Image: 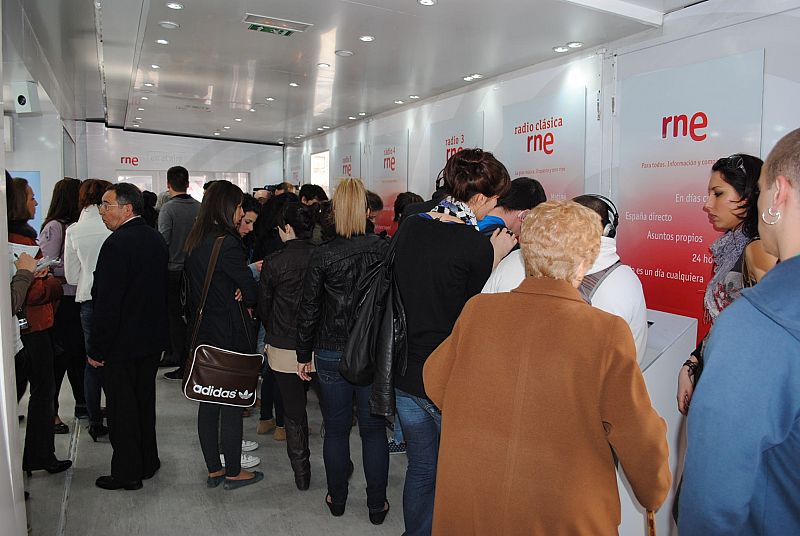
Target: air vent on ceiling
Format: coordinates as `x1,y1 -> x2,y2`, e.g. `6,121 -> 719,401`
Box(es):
243,13 -> 313,37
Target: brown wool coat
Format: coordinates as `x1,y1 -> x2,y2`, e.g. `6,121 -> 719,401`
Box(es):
423,277 -> 671,536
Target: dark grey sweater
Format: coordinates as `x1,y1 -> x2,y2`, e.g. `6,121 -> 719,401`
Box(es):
157,194 -> 200,271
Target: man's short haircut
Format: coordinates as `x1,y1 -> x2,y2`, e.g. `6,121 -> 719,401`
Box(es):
108,183 -> 144,215
298,183 -> 328,203
520,200 -> 601,281
167,166 -> 190,192
764,127 -> 800,189
496,177 -> 547,211
366,190 -> 383,212
276,181 -> 296,193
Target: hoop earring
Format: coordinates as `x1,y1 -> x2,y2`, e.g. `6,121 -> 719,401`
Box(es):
761,207 -> 781,226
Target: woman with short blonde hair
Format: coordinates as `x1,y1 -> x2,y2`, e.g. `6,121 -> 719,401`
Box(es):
423,200 -> 671,534
296,178 -> 391,524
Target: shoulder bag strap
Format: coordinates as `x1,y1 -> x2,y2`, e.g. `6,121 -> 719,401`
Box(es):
188,236 -> 226,351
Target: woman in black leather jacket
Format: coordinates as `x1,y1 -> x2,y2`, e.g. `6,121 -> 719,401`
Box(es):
295,178 -> 391,524
257,200 -> 317,490
184,181 -> 261,490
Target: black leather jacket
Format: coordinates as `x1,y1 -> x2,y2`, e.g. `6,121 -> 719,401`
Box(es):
257,239 -> 316,350
296,234 -> 390,362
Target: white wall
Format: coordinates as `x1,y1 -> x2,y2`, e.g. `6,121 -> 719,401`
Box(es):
85,123 -> 284,193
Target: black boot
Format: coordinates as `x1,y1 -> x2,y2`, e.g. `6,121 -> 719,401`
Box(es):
284,415 -> 311,490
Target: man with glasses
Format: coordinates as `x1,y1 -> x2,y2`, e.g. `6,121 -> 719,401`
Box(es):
90,183 -> 169,490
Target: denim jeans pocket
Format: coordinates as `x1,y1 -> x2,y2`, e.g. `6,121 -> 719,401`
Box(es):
314,355 -> 341,385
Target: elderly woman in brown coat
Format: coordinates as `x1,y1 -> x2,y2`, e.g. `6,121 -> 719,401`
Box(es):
423,200 -> 671,535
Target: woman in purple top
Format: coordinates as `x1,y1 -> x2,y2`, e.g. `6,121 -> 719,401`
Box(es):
39,177 -> 85,432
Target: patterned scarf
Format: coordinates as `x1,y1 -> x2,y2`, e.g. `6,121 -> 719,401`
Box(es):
704,228 -> 749,321
431,196 -> 479,230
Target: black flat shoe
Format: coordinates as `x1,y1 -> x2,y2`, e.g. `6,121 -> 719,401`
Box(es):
142,459 -> 161,480
88,424 -> 108,442
24,458 -> 72,476
369,501 -> 390,525
325,494 -> 346,517
95,475 -> 143,491
54,422 -> 69,434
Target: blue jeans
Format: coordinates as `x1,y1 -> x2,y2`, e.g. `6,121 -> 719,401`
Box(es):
315,350 -> 388,511
80,301 -> 104,427
395,388 -> 442,536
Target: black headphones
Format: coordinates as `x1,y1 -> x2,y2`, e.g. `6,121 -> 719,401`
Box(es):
587,194 -> 619,238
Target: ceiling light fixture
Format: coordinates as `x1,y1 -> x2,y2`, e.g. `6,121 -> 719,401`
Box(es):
150,64 -> 160,69
418,0 -> 436,5
135,117 -> 142,120
213,132 -> 220,136
223,126 -> 231,130
409,95 -> 420,99
394,100 -> 404,104
294,135 -> 303,139
137,107 -> 145,111
140,96 -> 149,100
158,20 -> 180,29
335,49 -> 354,57
359,35 -> 375,42
317,62 -> 331,68
166,2 -> 183,9
567,41 -> 583,48
553,46 -> 569,53
471,73 -> 484,79
348,116 -> 357,120
249,108 -> 256,112
144,82 -> 154,87
463,76 -> 474,81
265,97 -> 275,102
278,141 -> 284,145
234,118 -> 243,122
289,82 -> 299,87
321,126 -> 329,129
358,112 -> 366,116
317,127 -> 324,131
156,39 -> 169,45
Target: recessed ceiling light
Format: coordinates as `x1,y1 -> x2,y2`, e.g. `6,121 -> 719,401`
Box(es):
348,116 -> 357,120
265,97 -> 275,102
471,73 -> 484,79
294,135 -> 302,139
358,112 -> 366,116
278,141 -> 284,145
223,126 -> 231,130
144,82 -> 154,87
132,124 -> 141,127
150,64 -> 160,69
394,100 -> 404,104
140,96 -> 149,100
135,117 -> 142,120
249,108 -> 256,112
234,118 -> 243,122
317,127 -> 324,131
409,95 -> 420,99
166,2 -> 183,9
553,46 -> 569,53
359,35 -> 375,42
335,49 -> 354,57
418,0 -> 436,5
289,82 -> 299,87
137,107 -> 145,111
463,76 -> 474,81
317,62 -> 331,68
567,41 -> 583,48
159,20 -> 180,29
321,125 -> 330,129
156,39 -> 169,45
213,132 -> 220,136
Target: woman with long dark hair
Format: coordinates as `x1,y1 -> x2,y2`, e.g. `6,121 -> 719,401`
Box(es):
8,177 -> 71,476
296,178 -> 391,523
64,179 -> 112,440
40,177 -> 85,433
184,180 -> 261,490
258,199 -> 317,490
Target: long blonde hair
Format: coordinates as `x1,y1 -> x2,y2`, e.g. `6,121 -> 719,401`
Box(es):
332,178 -> 368,238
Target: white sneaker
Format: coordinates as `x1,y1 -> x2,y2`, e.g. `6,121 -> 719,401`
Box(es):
219,453 -> 261,469
241,440 -> 259,452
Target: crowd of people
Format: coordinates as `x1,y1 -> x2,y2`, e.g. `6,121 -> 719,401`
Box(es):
7,128 -> 800,534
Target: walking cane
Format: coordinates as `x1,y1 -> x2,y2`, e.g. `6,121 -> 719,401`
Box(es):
646,510 -> 656,536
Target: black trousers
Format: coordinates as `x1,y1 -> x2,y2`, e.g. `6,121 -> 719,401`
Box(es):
17,330 -> 56,469
198,403 -> 243,477
166,271 -> 188,366
51,295 -> 86,415
273,371 -> 309,423
103,353 -> 160,482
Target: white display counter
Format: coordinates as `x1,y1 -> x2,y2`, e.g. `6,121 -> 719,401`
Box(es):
618,309 -> 697,536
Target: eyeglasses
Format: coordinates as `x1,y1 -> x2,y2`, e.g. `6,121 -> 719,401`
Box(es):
100,201 -> 127,210
727,155 -> 747,177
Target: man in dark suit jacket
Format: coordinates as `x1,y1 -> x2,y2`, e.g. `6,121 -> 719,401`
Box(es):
90,183 -> 169,490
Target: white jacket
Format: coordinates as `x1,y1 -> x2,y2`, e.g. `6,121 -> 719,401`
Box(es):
482,237 -> 649,363
64,206 -> 112,303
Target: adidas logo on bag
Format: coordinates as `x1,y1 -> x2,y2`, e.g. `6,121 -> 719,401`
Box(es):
238,390 -> 252,399
192,384 -> 238,399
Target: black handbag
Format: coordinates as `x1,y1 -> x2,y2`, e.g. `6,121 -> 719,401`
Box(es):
182,236 -> 263,408
339,230 -> 407,416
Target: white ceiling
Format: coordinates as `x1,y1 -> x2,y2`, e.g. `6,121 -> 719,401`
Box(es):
9,0 -> 706,145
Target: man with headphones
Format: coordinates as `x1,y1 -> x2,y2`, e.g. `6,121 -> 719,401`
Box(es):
482,193 -> 648,363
